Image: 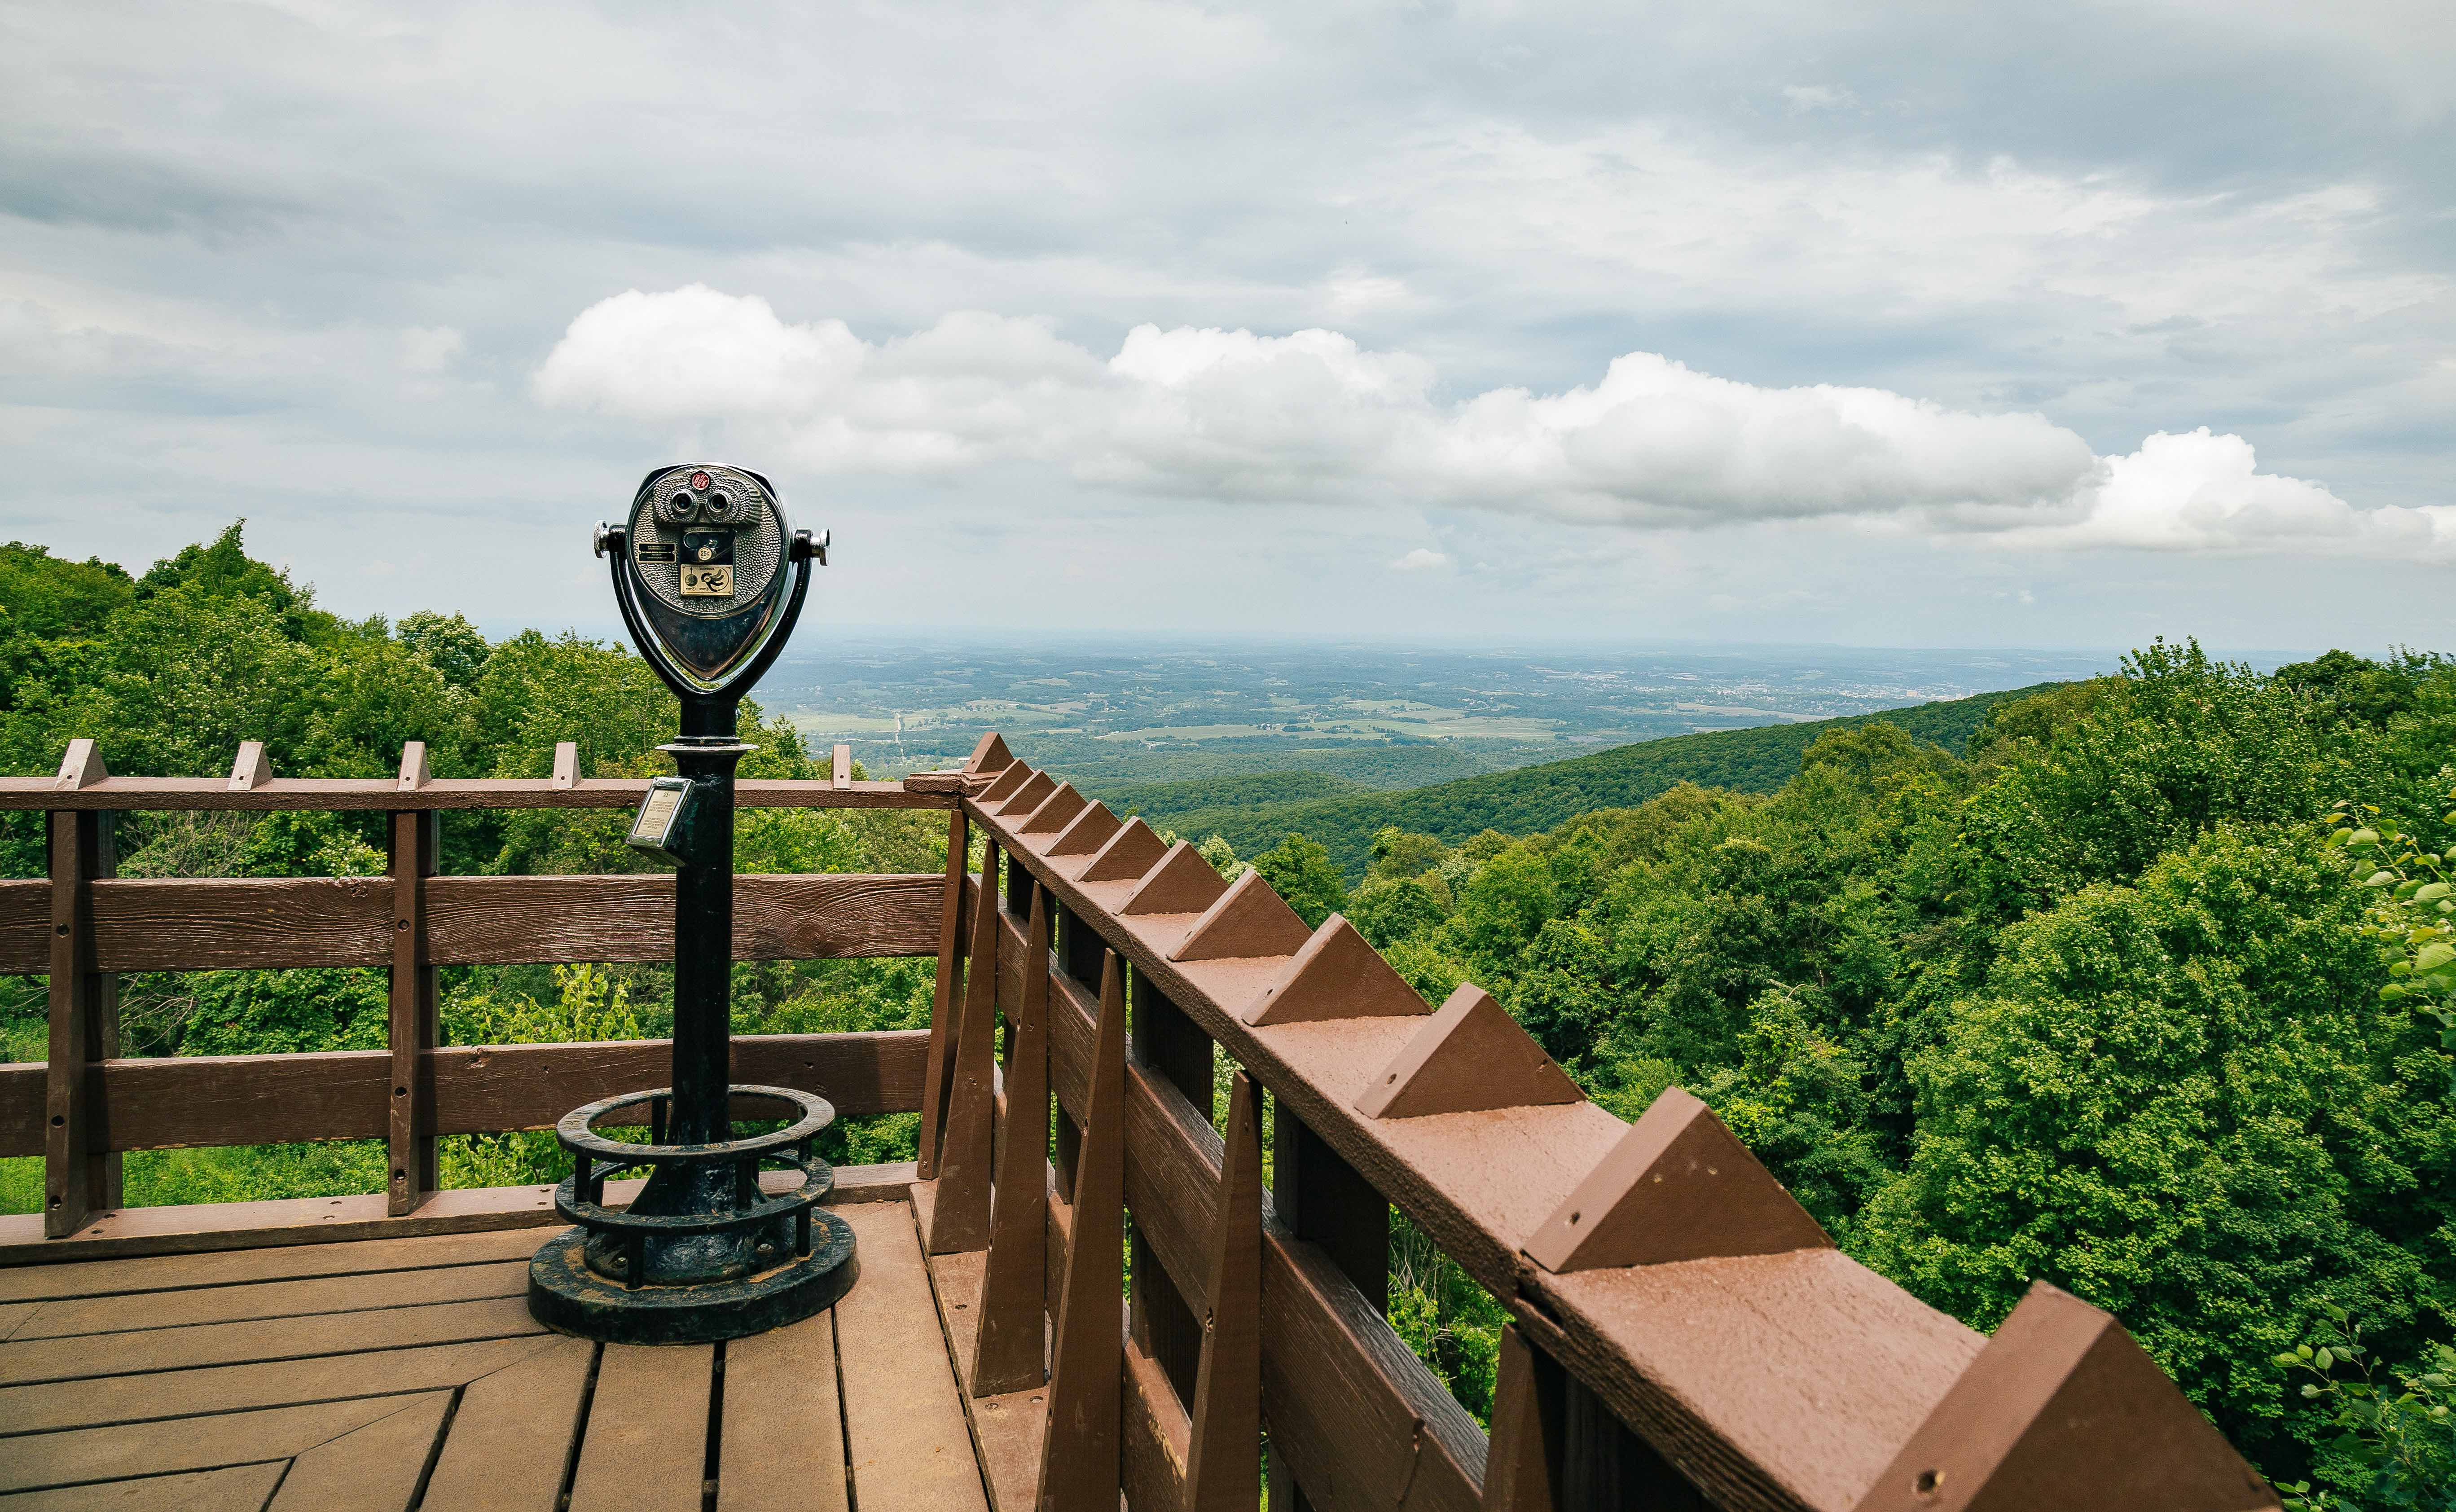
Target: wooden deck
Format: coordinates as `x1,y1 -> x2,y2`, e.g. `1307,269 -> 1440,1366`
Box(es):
0,1198 -> 1003,1512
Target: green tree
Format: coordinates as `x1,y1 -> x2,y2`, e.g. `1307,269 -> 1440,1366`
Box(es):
1345,874 -> 1447,947
1252,832 -> 1345,928
1367,826 -> 1448,882
1958,640 -> 2380,925
135,521 -> 358,646
1855,825 -> 2442,1465
397,610 -> 492,690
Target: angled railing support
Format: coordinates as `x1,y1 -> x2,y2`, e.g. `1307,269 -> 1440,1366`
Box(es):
928,835 -> 1002,1255
974,882 -> 1051,1395
1037,951 -> 1126,1509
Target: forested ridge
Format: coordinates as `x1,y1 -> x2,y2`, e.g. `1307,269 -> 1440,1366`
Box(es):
1120,682 -> 2062,877
4,527 -> 2452,1503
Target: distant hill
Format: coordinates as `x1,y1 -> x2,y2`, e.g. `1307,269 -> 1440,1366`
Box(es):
1154,682 -> 2068,876
1090,769 -> 1371,826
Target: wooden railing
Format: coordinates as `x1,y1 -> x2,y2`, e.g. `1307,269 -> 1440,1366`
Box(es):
919,734 -> 2283,1512
0,737 -> 959,1235
0,730 -> 2285,1511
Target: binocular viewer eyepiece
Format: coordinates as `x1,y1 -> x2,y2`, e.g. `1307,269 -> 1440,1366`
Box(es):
594,463 -> 826,703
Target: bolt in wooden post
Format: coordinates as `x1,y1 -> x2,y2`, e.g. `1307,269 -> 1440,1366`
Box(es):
387,774 -> 439,1217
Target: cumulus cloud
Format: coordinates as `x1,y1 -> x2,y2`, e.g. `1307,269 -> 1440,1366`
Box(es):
2014,429 -> 2456,558
537,286 -> 2449,558
1391,548 -> 1450,571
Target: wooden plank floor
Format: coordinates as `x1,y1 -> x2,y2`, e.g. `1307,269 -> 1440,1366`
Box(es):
0,1202 -> 995,1512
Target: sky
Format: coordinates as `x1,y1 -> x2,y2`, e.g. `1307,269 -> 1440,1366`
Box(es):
2,0 -> 2451,653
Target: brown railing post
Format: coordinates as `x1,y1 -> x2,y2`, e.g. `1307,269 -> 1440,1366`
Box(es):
1130,975 -> 1211,1404
44,795 -> 118,1236
1038,949 -> 1127,1509
928,834 -> 1001,1255
972,879 -> 1050,1394
1483,1324 -> 1567,1512
918,806 -> 969,1179
387,744 -> 439,1215
1183,1068 -> 1262,1512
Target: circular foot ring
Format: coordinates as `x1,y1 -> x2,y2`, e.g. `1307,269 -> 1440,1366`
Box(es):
527,1215 -> 858,1345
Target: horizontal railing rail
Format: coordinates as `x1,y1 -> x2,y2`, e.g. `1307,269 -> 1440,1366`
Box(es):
0,1032 -> 927,1157
0,872 -> 942,972
916,734 -> 2279,1512
0,737 -> 961,813
8,737 -> 968,1237
0,775 -> 951,813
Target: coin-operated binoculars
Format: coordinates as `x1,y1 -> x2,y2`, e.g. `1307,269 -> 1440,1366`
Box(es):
527,465 -> 851,1344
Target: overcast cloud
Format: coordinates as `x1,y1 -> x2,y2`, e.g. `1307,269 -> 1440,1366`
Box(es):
1,1 -> 2450,650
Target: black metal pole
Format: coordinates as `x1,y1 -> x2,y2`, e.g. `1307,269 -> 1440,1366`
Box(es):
668,696 -> 740,1145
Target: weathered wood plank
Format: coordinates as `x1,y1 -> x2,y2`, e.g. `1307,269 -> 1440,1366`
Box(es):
89,1049 -> 390,1149
0,1295 -> 542,1386
1125,1340 -> 1191,1512
834,1203 -> 990,1512
0,1164 -> 914,1266
419,1336 -> 596,1512
921,1242 -> 1042,1512
428,872 -> 944,964
268,1391 -> 453,1512
0,775 -> 953,813
0,1032 -> 927,1158
0,1462 -> 285,1511
0,880 -> 48,976
14,872 -> 943,973
568,1343 -> 714,1512
966,1381 -> 1048,1512
9,1259 -> 527,1340
0,1063 -> 37,1159
720,1314 -> 849,1512
0,1335 -> 559,1437
88,876 -> 392,971
430,1029 -> 931,1138
0,1221 -> 545,1301
0,1392 -> 440,1493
